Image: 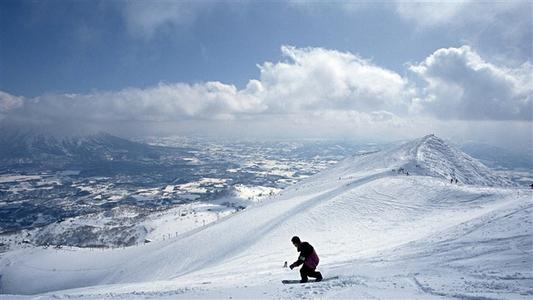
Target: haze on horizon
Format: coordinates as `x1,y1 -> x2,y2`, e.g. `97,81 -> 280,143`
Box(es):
0,0 -> 531,153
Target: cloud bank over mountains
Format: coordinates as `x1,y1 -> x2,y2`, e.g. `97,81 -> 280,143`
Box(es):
1,43 -> 531,152
3,44 -> 530,125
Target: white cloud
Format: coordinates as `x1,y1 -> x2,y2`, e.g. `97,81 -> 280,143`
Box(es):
7,46 -> 413,126
0,91 -> 23,111
410,45 -> 532,121
257,45 -> 414,114
0,91 -> 24,121
16,81 -> 264,124
3,45 -> 531,149
6,45 -> 532,124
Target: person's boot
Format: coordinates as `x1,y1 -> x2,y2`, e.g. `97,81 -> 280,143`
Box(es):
315,272 -> 323,282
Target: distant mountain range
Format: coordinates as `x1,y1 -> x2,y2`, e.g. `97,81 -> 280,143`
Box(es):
0,130 -> 186,173
1,128 -> 528,175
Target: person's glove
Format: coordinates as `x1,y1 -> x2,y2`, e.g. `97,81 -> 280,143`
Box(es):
289,263 -> 295,270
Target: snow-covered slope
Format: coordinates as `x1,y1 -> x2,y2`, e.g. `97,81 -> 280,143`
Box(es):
328,134 -> 513,186
0,135 -> 530,299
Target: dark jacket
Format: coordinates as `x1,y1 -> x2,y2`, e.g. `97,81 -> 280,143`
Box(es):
291,241 -> 320,269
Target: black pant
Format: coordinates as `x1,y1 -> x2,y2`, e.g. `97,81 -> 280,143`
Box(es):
300,265 -> 321,282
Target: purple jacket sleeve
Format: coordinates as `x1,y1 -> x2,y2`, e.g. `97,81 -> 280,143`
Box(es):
291,242 -> 314,268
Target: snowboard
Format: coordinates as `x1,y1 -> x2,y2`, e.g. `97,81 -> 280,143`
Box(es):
282,276 -> 338,284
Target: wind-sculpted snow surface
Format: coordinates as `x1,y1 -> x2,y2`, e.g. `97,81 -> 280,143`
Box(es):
413,135 -> 513,186
330,134 -> 513,186
0,135 -> 530,299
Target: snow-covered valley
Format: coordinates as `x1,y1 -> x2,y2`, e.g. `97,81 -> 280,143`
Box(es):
0,135 -> 531,299
0,134 -> 357,250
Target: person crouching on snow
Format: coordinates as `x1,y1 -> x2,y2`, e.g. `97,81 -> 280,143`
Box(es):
289,236 -> 323,283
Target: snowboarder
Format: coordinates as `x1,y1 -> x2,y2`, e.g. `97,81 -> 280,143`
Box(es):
289,236 -> 322,283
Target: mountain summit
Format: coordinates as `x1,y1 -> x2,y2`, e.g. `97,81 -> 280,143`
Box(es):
334,134 -> 512,187
408,134 -> 512,186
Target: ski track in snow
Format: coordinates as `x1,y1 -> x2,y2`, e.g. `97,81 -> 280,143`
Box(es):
0,135 -> 532,299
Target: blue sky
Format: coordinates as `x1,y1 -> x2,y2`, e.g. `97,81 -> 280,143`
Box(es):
2,0 -> 517,97
0,1 -> 531,150
4,2 -> 414,96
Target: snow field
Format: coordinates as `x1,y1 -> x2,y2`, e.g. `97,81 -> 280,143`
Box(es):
0,135 -> 530,299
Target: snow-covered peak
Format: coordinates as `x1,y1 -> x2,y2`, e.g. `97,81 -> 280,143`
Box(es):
334,134 -> 512,187
410,134 -> 512,186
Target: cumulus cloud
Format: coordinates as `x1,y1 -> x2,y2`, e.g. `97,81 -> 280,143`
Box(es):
2,45 -> 531,148
0,91 -> 23,111
5,46 -> 413,127
12,81 -> 265,124
0,91 -> 24,121
257,46 -> 414,114
410,45 -> 532,121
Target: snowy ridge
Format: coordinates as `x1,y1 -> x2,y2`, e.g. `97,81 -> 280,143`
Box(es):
327,134 -> 512,187
0,135 -> 530,299
412,134 -> 513,186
